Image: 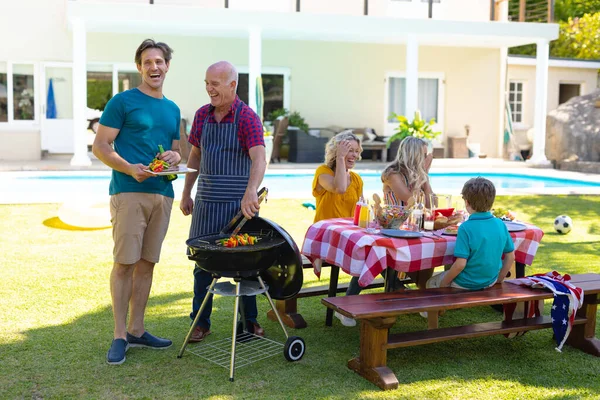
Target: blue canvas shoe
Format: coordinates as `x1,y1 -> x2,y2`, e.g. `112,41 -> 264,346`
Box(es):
126,331 -> 172,349
106,338 -> 129,365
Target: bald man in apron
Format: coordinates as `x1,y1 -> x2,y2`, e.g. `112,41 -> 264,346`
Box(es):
181,61 -> 267,343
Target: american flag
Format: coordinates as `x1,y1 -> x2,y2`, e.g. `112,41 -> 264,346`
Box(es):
506,271 -> 584,352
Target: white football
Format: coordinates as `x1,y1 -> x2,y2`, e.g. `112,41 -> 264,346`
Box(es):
554,215 -> 572,235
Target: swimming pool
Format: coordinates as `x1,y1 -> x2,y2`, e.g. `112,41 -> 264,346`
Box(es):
2,170 -> 600,204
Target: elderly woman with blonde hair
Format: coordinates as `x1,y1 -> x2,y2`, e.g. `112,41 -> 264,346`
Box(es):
312,131 -> 364,223
312,131 -> 364,326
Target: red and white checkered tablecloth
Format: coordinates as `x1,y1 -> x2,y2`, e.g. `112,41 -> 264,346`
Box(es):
301,218 -> 545,288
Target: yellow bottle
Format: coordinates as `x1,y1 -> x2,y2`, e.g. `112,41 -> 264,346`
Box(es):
359,204 -> 370,228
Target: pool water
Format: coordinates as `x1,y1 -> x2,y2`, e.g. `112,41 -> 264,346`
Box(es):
2,171 -> 600,204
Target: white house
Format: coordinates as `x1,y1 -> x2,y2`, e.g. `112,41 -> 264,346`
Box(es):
506,55 -> 600,157
0,0 -> 566,164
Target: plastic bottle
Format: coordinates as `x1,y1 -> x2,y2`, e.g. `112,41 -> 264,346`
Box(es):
359,201 -> 370,228
353,197 -> 363,226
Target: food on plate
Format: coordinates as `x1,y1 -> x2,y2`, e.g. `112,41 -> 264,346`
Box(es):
433,211 -> 464,230
149,158 -> 169,172
148,144 -> 178,181
492,207 -> 516,221
434,214 -> 448,224
216,233 -> 261,248
444,225 -> 459,235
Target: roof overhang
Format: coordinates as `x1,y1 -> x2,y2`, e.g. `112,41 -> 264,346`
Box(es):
508,55 -> 600,69
67,1 -> 559,48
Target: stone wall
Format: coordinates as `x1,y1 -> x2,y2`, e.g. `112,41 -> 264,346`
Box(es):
546,89 -> 600,164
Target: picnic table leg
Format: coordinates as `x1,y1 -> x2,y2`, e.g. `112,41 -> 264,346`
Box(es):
348,317 -> 398,390
515,262 -> 526,278
492,261 -> 527,312
325,266 -> 340,327
566,294 -> 600,356
267,298 -> 308,329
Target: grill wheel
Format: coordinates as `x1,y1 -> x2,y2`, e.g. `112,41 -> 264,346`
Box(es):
284,336 -> 305,362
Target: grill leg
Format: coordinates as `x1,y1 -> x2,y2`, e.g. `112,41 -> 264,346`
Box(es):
229,281 -> 241,382
257,276 -> 289,339
178,277 -> 218,358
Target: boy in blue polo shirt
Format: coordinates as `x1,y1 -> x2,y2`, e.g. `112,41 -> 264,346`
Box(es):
427,177 -> 515,290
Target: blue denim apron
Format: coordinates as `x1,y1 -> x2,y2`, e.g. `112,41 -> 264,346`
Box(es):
188,102 -> 257,328
189,102 -> 250,238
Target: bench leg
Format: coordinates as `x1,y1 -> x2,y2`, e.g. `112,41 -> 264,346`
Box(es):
325,266 -> 340,327
348,317 -> 398,390
567,294 -> 600,356
267,298 -> 308,329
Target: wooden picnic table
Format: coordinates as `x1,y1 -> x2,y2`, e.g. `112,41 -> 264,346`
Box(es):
279,218 -> 544,327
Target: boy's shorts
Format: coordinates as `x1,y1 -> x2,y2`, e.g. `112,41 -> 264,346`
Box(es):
426,271 -> 468,289
110,192 -> 173,265
426,271 -> 496,290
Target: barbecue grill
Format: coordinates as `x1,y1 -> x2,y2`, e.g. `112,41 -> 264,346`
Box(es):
178,191 -> 306,381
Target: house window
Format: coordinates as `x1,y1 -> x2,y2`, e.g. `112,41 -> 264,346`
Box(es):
508,81 -> 523,124
558,83 -> 581,105
87,66 -> 141,111
13,64 -> 35,121
388,77 -> 439,122
118,71 -> 141,93
87,71 -> 112,111
0,62 -> 7,122
237,73 -> 285,120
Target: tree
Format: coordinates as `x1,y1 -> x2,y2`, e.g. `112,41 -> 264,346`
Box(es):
554,0 -> 600,22
551,13 -> 600,59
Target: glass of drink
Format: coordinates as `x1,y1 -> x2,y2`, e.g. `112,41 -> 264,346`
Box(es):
423,209 -> 435,231
366,206 -> 381,234
407,209 -> 423,232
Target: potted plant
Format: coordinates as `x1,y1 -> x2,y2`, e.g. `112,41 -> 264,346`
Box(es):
386,110 -> 441,159
267,108 -> 309,134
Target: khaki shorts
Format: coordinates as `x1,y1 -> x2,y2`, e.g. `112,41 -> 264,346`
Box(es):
109,192 -> 174,265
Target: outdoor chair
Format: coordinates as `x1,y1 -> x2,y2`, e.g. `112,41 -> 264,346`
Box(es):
287,128 -> 329,163
270,116 -> 288,163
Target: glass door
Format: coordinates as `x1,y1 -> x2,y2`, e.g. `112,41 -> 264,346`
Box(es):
41,63 -> 74,153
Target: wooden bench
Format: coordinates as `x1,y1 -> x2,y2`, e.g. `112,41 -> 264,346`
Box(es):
322,273 -> 600,390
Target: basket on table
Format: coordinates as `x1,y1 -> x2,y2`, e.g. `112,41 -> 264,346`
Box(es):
432,210 -> 466,231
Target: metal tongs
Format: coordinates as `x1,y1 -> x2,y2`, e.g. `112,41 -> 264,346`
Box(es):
219,187 -> 268,237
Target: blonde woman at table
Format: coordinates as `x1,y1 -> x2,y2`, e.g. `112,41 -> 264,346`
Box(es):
312,131 -> 363,223
381,136 -> 434,289
312,131 -> 363,326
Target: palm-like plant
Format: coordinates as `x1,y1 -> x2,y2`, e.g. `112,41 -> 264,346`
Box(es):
386,110 -> 441,148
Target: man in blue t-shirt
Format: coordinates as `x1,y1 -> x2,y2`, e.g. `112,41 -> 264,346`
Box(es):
427,177 -> 515,290
93,39 -> 181,365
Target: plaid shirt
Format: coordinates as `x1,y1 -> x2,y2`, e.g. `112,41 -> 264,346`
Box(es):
188,96 -> 264,153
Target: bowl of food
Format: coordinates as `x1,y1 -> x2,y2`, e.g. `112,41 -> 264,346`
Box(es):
376,205 -> 411,229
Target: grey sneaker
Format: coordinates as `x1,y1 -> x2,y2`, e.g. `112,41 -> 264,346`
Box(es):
334,312 -> 357,327
106,339 -> 129,365
126,331 -> 172,349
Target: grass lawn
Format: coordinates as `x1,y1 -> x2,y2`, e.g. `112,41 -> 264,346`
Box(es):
1,196 -> 600,399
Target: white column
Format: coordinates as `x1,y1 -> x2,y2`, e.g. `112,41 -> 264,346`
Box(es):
497,46 -> 508,158
248,26 -> 262,113
405,35 -> 419,120
528,39 -> 551,165
70,17 -> 91,166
